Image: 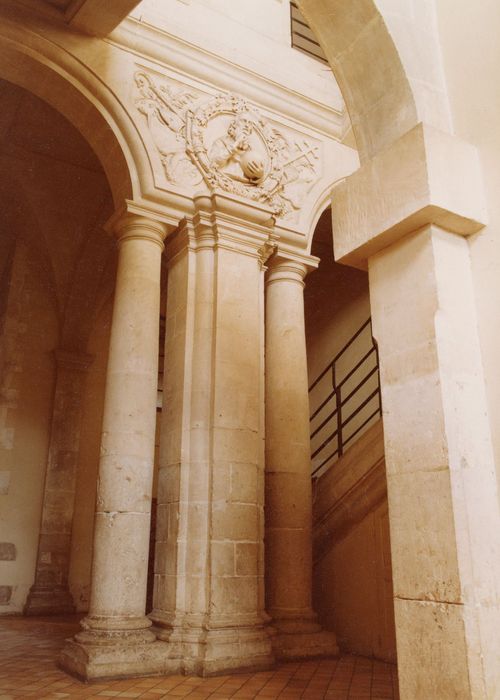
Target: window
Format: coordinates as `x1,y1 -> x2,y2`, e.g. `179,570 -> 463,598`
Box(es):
290,1 -> 328,64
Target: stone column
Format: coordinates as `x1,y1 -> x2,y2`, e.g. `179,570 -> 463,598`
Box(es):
150,193 -> 275,675
264,254 -> 338,659
369,225 -> 500,699
332,124 -> 500,699
60,208 -> 172,681
25,350 -> 92,616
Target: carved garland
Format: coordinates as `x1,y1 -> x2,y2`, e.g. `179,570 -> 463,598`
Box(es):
185,93 -> 289,215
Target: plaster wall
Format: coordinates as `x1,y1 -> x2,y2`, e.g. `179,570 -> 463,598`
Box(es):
305,241 -> 370,384
434,0 -> 500,488
312,418 -> 395,664
0,241 -> 58,614
314,498 -> 396,662
305,213 -> 375,473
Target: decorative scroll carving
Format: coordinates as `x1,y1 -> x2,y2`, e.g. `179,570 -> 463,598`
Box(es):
134,71 -> 320,219
134,71 -> 202,187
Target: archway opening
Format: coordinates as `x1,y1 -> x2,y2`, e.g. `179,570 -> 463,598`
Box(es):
304,207 -> 396,663
0,78 -> 119,617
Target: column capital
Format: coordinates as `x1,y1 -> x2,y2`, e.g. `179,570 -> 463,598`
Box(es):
165,192 -> 278,267
194,191 -> 275,229
105,200 -> 174,250
164,218 -> 197,268
266,252 -> 319,287
194,192 -> 277,262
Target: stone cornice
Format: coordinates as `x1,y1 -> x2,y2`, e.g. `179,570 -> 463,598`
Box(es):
105,200 -> 180,237
194,192 -> 276,263
333,123 -> 488,269
110,18 -> 346,142
66,0 -> 141,37
164,192 -> 278,266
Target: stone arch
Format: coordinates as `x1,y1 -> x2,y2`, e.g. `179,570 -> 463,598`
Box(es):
0,18 -> 149,207
305,178 -> 348,254
297,0 -> 451,161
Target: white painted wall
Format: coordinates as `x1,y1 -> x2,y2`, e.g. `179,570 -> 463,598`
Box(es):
434,0 -> 500,488
131,0 -> 344,113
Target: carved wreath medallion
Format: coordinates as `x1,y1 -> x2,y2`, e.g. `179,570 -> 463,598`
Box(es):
185,93 -> 291,215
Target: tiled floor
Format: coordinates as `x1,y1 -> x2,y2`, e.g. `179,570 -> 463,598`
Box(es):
0,617 -> 399,699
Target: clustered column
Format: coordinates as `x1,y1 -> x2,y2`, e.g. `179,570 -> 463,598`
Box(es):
60,210 -> 172,681
264,254 -> 338,659
150,193 -> 275,676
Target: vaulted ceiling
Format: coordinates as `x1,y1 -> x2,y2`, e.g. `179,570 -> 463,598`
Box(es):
0,78 -> 116,349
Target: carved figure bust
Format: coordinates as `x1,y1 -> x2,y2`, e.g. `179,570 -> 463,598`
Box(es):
209,115 -> 267,183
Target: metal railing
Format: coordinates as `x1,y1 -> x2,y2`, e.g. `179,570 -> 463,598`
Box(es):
309,319 -> 382,477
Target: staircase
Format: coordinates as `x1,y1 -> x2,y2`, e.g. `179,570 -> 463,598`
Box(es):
311,419 -> 396,662
309,322 -> 396,662
309,318 -> 382,478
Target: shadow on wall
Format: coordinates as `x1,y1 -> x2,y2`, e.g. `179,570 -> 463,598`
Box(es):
305,210 -> 396,662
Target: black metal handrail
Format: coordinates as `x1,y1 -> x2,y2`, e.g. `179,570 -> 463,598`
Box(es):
309,319 -> 382,477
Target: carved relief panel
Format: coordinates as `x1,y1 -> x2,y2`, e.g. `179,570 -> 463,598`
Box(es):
134,70 -> 322,222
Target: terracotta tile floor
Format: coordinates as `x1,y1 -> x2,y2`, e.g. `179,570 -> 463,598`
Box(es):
0,617 -> 399,699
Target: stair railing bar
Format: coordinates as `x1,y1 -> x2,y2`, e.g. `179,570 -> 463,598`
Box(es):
310,406 -> 338,440
311,448 -> 339,477
339,364 -> 379,409
333,362 -> 343,458
375,339 -> 383,409
342,406 -> 382,452
336,346 -> 377,391
310,389 -> 336,422
308,318 -> 372,392
341,387 -> 380,430
311,427 -> 339,460
309,318 -> 381,477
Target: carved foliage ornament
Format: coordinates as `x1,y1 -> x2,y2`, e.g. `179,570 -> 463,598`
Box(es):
134,71 -> 320,219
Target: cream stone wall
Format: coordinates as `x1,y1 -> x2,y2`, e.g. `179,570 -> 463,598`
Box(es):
131,0 -> 344,121
0,0 -> 358,625
434,0 -> 500,490
4,0 -> 500,694
0,240 -> 58,613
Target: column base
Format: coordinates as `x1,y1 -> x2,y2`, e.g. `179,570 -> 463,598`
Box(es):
270,616 -> 339,661
59,615 -> 179,681
59,637 -> 176,681
24,585 -> 75,616
153,613 -> 275,676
